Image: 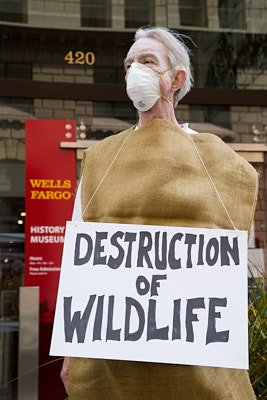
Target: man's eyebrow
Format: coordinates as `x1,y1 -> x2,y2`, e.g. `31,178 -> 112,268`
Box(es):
124,57 -> 134,67
139,53 -> 159,61
124,53 -> 159,68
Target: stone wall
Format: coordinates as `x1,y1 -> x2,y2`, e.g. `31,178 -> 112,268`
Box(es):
25,0 -> 267,33
236,69 -> 267,90
33,63 -> 93,125
206,0 -> 219,29
0,123 -> 25,161
246,0 -> 267,33
230,106 -> 267,142
28,0 -> 80,28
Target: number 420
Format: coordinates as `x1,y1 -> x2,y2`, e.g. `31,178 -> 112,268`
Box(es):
64,51 -> 95,65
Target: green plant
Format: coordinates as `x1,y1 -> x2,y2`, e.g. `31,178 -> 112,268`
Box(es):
248,264 -> 267,399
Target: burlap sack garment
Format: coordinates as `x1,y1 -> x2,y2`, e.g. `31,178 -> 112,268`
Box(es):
69,119 -> 258,400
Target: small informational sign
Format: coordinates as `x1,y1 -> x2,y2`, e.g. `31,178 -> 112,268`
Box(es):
50,221 -> 249,369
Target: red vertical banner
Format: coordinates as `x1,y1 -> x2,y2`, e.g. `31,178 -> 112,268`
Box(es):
25,119 -> 76,321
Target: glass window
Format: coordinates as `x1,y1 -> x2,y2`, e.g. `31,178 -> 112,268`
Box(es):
0,157 -> 25,399
90,101 -> 136,139
0,161 -> 25,199
179,0 -> 207,27
218,0 -> 246,29
0,63 -> 32,80
185,31 -> 266,91
125,0 -> 154,28
204,33 -> 237,89
94,67 -> 125,84
81,0 -> 111,28
189,105 -> 231,129
0,97 -> 33,115
93,102 -> 136,121
186,105 -> 236,142
0,0 -> 27,23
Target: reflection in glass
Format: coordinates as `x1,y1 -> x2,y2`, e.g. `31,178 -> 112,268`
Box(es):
93,102 -> 136,121
0,63 -> 32,80
81,0 -> 111,28
0,197 -> 24,400
0,116 -> 25,397
0,98 -> 33,115
204,34 -> 237,88
88,102 -> 136,139
0,0 -> 27,23
186,31 -> 266,90
125,0 -> 155,28
218,0 -> 246,29
179,0 -> 207,27
94,67 -> 125,84
189,105 -> 230,129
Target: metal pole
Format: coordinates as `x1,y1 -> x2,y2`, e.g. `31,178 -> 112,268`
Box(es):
18,287 -> 39,400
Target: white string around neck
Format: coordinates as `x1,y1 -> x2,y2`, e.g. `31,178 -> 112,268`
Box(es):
81,128 -> 135,219
187,133 -> 238,232
81,123 -> 238,232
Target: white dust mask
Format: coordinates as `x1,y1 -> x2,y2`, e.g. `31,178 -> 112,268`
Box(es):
126,62 -> 182,112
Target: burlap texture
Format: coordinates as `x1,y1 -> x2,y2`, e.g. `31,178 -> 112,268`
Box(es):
69,119 -> 258,399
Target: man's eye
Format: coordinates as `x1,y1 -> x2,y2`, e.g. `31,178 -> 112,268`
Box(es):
126,64 -> 131,69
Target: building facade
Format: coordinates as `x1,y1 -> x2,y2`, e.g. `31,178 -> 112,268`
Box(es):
0,1 -> 266,399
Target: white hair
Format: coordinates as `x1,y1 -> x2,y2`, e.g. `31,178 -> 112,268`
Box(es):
134,27 -> 193,106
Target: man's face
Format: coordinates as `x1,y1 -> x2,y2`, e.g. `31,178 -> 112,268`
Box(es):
124,37 -> 174,101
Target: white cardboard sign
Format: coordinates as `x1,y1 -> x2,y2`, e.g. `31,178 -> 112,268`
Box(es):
50,221 -> 248,369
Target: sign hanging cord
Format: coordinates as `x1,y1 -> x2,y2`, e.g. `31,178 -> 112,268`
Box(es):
187,133 -> 238,231
82,125 -> 239,232
81,129 -> 135,218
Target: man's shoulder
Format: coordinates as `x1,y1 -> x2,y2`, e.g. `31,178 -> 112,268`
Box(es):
193,132 -> 258,181
83,125 -> 136,157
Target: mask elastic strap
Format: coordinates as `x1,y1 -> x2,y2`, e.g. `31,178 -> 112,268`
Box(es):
158,64 -> 183,107
157,64 -> 183,77
159,93 -> 173,106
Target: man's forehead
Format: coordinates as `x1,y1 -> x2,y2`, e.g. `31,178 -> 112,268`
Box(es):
127,37 -> 168,58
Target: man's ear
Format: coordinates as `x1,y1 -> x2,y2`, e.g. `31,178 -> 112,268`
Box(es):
171,70 -> 186,92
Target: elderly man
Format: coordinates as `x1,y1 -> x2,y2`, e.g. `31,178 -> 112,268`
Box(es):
61,27 -> 257,399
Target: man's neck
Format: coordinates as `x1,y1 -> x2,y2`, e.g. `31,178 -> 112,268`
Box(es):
137,100 -> 179,128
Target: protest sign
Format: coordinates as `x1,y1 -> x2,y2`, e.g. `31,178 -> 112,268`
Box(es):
50,221 -> 248,369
